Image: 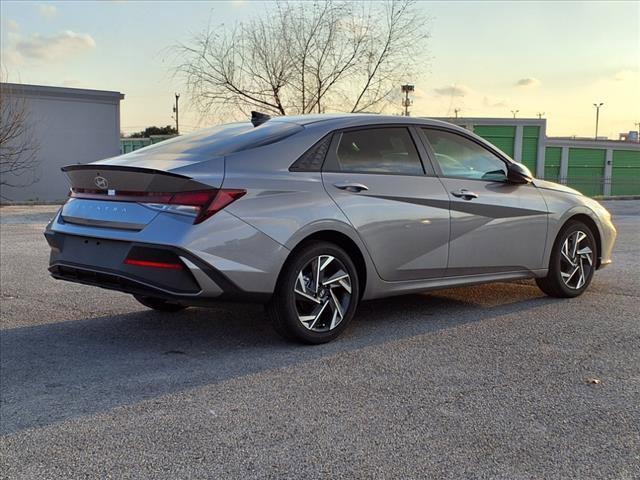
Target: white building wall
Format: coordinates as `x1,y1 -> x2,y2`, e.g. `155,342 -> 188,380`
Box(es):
1,84 -> 123,202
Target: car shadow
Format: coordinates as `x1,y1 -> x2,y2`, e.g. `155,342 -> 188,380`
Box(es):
1,281 -> 554,435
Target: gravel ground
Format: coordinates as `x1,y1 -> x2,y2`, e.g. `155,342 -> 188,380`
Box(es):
1,201 -> 639,479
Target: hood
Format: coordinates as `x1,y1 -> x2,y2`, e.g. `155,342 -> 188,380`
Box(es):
533,179 -> 583,196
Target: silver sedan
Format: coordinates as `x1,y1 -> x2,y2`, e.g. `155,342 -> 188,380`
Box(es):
45,113 -> 617,343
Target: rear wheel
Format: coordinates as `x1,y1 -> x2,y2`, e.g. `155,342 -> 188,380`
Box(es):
267,241 -> 360,344
133,295 -> 187,312
536,220 -> 597,298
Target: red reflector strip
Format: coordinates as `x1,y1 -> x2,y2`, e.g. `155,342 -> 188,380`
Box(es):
124,259 -> 183,270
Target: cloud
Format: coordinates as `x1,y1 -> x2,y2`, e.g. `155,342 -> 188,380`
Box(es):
14,30 -> 96,61
7,19 -> 20,32
38,4 -> 58,19
515,77 -> 541,88
1,49 -> 24,66
482,96 -> 507,108
433,84 -> 472,97
613,69 -> 638,82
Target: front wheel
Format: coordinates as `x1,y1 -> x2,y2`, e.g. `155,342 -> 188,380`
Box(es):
536,220 -> 597,298
133,295 -> 187,312
267,241 -> 360,344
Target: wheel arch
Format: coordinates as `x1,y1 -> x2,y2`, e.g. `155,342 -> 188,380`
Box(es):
281,229 -> 369,299
562,213 -> 603,268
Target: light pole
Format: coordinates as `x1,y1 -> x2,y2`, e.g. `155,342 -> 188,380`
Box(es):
537,112 -> 545,119
511,109 -> 519,119
173,93 -> 180,134
593,102 -> 604,139
401,84 -> 414,116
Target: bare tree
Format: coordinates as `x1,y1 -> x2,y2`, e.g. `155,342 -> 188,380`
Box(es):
0,82 -> 40,198
173,0 -> 429,119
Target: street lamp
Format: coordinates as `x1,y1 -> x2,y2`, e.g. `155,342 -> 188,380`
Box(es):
401,84 -> 414,116
593,102 -> 604,139
454,108 -> 461,119
537,112 -> 545,119
511,109 -> 519,119
172,93 -> 180,135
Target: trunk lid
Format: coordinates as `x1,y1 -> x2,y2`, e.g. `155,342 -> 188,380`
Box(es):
60,151 -> 225,231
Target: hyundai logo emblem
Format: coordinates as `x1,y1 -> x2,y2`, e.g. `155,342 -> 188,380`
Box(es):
94,175 -> 109,189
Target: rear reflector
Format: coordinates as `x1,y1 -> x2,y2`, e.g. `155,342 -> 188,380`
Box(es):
70,188 -> 246,224
124,259 -> 183,270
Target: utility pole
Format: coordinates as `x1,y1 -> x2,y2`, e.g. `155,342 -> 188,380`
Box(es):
454,108 -> 461,119
537,112 -> 545,119
511,109 -> 519,119
593,102 -> 604,139
173,93 -> 180,134
401,84 -> 414,116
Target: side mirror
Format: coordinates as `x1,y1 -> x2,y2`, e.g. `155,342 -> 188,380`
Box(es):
507,162 -> 533,184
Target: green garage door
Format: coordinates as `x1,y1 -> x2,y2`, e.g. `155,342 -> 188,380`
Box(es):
521,126 -> 539,173
567,148 -> 605,197
473,125 -> 515,157
611,150 -> 640,196
544,147 -> 561,182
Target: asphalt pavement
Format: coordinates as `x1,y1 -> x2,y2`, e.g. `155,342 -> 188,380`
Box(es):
1,201 -> 638,479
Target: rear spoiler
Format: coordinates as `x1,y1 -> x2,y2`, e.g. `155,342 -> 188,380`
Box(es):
61,164 -> 189,178
61,163 -> 209,193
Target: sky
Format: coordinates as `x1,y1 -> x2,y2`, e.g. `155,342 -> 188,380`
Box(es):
1,0 -> 638,138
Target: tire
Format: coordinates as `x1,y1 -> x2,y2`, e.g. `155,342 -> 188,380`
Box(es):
267,241 -> 360,344
535,220 -> 598,298
133,295 -> 187,312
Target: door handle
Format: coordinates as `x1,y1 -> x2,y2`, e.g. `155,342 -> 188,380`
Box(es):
333,182 -> 369,193
451,189 -> 478,200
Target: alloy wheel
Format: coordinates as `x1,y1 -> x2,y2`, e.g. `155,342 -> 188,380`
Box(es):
293,255 -> 352,332
559,230 -> 594,290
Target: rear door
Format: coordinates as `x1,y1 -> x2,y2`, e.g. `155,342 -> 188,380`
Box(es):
322,126 -> 450,281
419,127 -> 548,276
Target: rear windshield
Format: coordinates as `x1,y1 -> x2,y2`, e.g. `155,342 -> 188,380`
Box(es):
130,121 -> 303,157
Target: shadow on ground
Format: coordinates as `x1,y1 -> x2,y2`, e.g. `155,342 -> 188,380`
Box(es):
1,282 -> 554,435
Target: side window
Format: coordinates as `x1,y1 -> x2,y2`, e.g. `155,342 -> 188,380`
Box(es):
422,129 -> 508,181
333,128 -> 424,175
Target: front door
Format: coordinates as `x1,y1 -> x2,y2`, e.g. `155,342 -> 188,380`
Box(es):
322,126 -> 450,281
420,127 -> 548,276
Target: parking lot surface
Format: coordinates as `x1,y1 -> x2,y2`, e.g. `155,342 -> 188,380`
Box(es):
1,201 -> 639,479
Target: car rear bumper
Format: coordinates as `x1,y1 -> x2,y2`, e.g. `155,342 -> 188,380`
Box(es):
46,231 -> 272,304
44,208 -> 290,304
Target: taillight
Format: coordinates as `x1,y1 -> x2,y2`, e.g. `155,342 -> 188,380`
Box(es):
123,259 -> 183,270
124,246 -> 184,270
69,188 -> 246,224
197,189 -> 246,224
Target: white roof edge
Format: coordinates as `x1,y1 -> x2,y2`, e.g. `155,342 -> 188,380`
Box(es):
546,137 -> 640,150
432,117 -> 546,125
0,82 -> 125,101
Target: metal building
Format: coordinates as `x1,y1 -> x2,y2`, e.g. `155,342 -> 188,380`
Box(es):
442,117 -> 640,197
0,83 -> 124,203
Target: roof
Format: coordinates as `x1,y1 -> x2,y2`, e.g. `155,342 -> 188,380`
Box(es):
0,82 -> 124,103
269,112 -> 463,130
